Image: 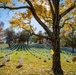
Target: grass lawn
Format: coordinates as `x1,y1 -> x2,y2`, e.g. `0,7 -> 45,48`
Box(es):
0,45 -> 76,75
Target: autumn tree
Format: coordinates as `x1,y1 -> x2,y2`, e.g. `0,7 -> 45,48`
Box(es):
0,0 -> 76,75
18,30 -> 30,46
5,28 -> 15,48
65,33 -> 76,53
0,22 -> 4,28
35,31 -> 44,44
60,18 -> 76,53
0,21 -> 4,43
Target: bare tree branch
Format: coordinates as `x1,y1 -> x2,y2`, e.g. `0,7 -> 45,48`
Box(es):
22,28 -> 52,40
0,6 -> 29,10
25,0 -> 53,39
48,0 -> 55,17
32,33 -> 52,40
60,17 -> 73,28
0,6 -> 30,10
60,4 -> 76,19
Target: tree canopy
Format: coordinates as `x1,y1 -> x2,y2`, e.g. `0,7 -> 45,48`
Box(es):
0,0 -> 76,37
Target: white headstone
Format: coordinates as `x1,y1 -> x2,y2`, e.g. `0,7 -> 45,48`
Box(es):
39,55 -> 41,59
2,53 -> 4,58
44,57 -> 47,62
36,54 -> 38,58
15,52 -> 18,55
26,52 -> 28,55
66,58 -> 70,63
19,55 -> 23,66
48,55 -> 51,60
2,57 -> 6,66
7,55 -> 11,61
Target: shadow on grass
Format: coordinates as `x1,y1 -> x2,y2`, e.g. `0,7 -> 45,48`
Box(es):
0,57 -> 3,59
6,60 -> 10,62
0,65 -> 5,67
16,65 -> 22,68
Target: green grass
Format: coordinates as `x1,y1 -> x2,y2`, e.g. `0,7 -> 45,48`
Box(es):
0,44 -> 76,75
0,44 -> 8,48
0,51 -> 52,75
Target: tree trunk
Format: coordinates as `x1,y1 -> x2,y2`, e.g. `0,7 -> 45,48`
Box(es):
52,23 -> 63,75
52,38 -> 63,75
26,40 -> 29,48
72,47 -> 74,53
8,42 -> 11,48
52,4 -> 63,73
72,31 -> 74,53
8,39 -> 11,48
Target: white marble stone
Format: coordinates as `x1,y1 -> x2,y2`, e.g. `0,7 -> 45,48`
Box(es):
44,56 -> 47,62
19,55 -> 23,66
2,57 -> 6,66
2,53 -> 4,58
7,55 -> 11,61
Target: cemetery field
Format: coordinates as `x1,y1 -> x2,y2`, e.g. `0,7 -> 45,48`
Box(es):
0,44 -> 76,75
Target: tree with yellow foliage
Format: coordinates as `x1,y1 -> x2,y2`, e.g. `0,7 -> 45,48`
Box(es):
0,21 -> 4,43
60,17 -> 76,53
0,0 -> 76,75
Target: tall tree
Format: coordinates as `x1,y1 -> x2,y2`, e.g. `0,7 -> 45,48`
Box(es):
5,28 -> 15,48
61,23 -> 76,53
0,21 -> 4,43
0,0 -> 76,75
18,30 -> 30,46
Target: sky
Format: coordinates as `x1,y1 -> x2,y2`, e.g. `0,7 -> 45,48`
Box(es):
0,9 -> 45,33
0,0 -> 66,34
0,0 -> 45,34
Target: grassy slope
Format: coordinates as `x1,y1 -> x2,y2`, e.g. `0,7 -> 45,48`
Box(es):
0,45 -> 76,75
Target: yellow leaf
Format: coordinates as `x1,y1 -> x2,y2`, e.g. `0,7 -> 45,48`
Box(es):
48,20 -> 53,24
7,69 -> 10,73
26,26 -> 30,30
0,0 -> 12,4
74,15 -> 76,20
64,33 -> 68,36
7,0 -> 12,4
18,0 -> 22,2
51,49 -> 54,55
24,1 -> 26,4
0,0 -> 6,3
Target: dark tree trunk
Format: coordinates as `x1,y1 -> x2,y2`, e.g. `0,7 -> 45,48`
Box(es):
72,29 -> 75,53
8,39 -> 11,48
26,32 -> 30,49
8,41 -> 11,48
52,17 -> 63,75
72,47 -> 74,53
51,23 -> 63,75
51,1 -> 63,73
26,40 -> 29,48
51,21 -> 63,75
52,38 -> 63,75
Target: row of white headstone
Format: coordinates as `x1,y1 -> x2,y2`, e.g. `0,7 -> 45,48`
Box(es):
1,54 -> 11,66
1,53 -> 23,67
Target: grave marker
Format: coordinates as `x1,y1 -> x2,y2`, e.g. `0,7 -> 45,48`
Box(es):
2,53 -> 4,58
44,56 -> 47,62
7,55 -> 11,61
18,55 -> 23,67
2,57 -> 6,66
